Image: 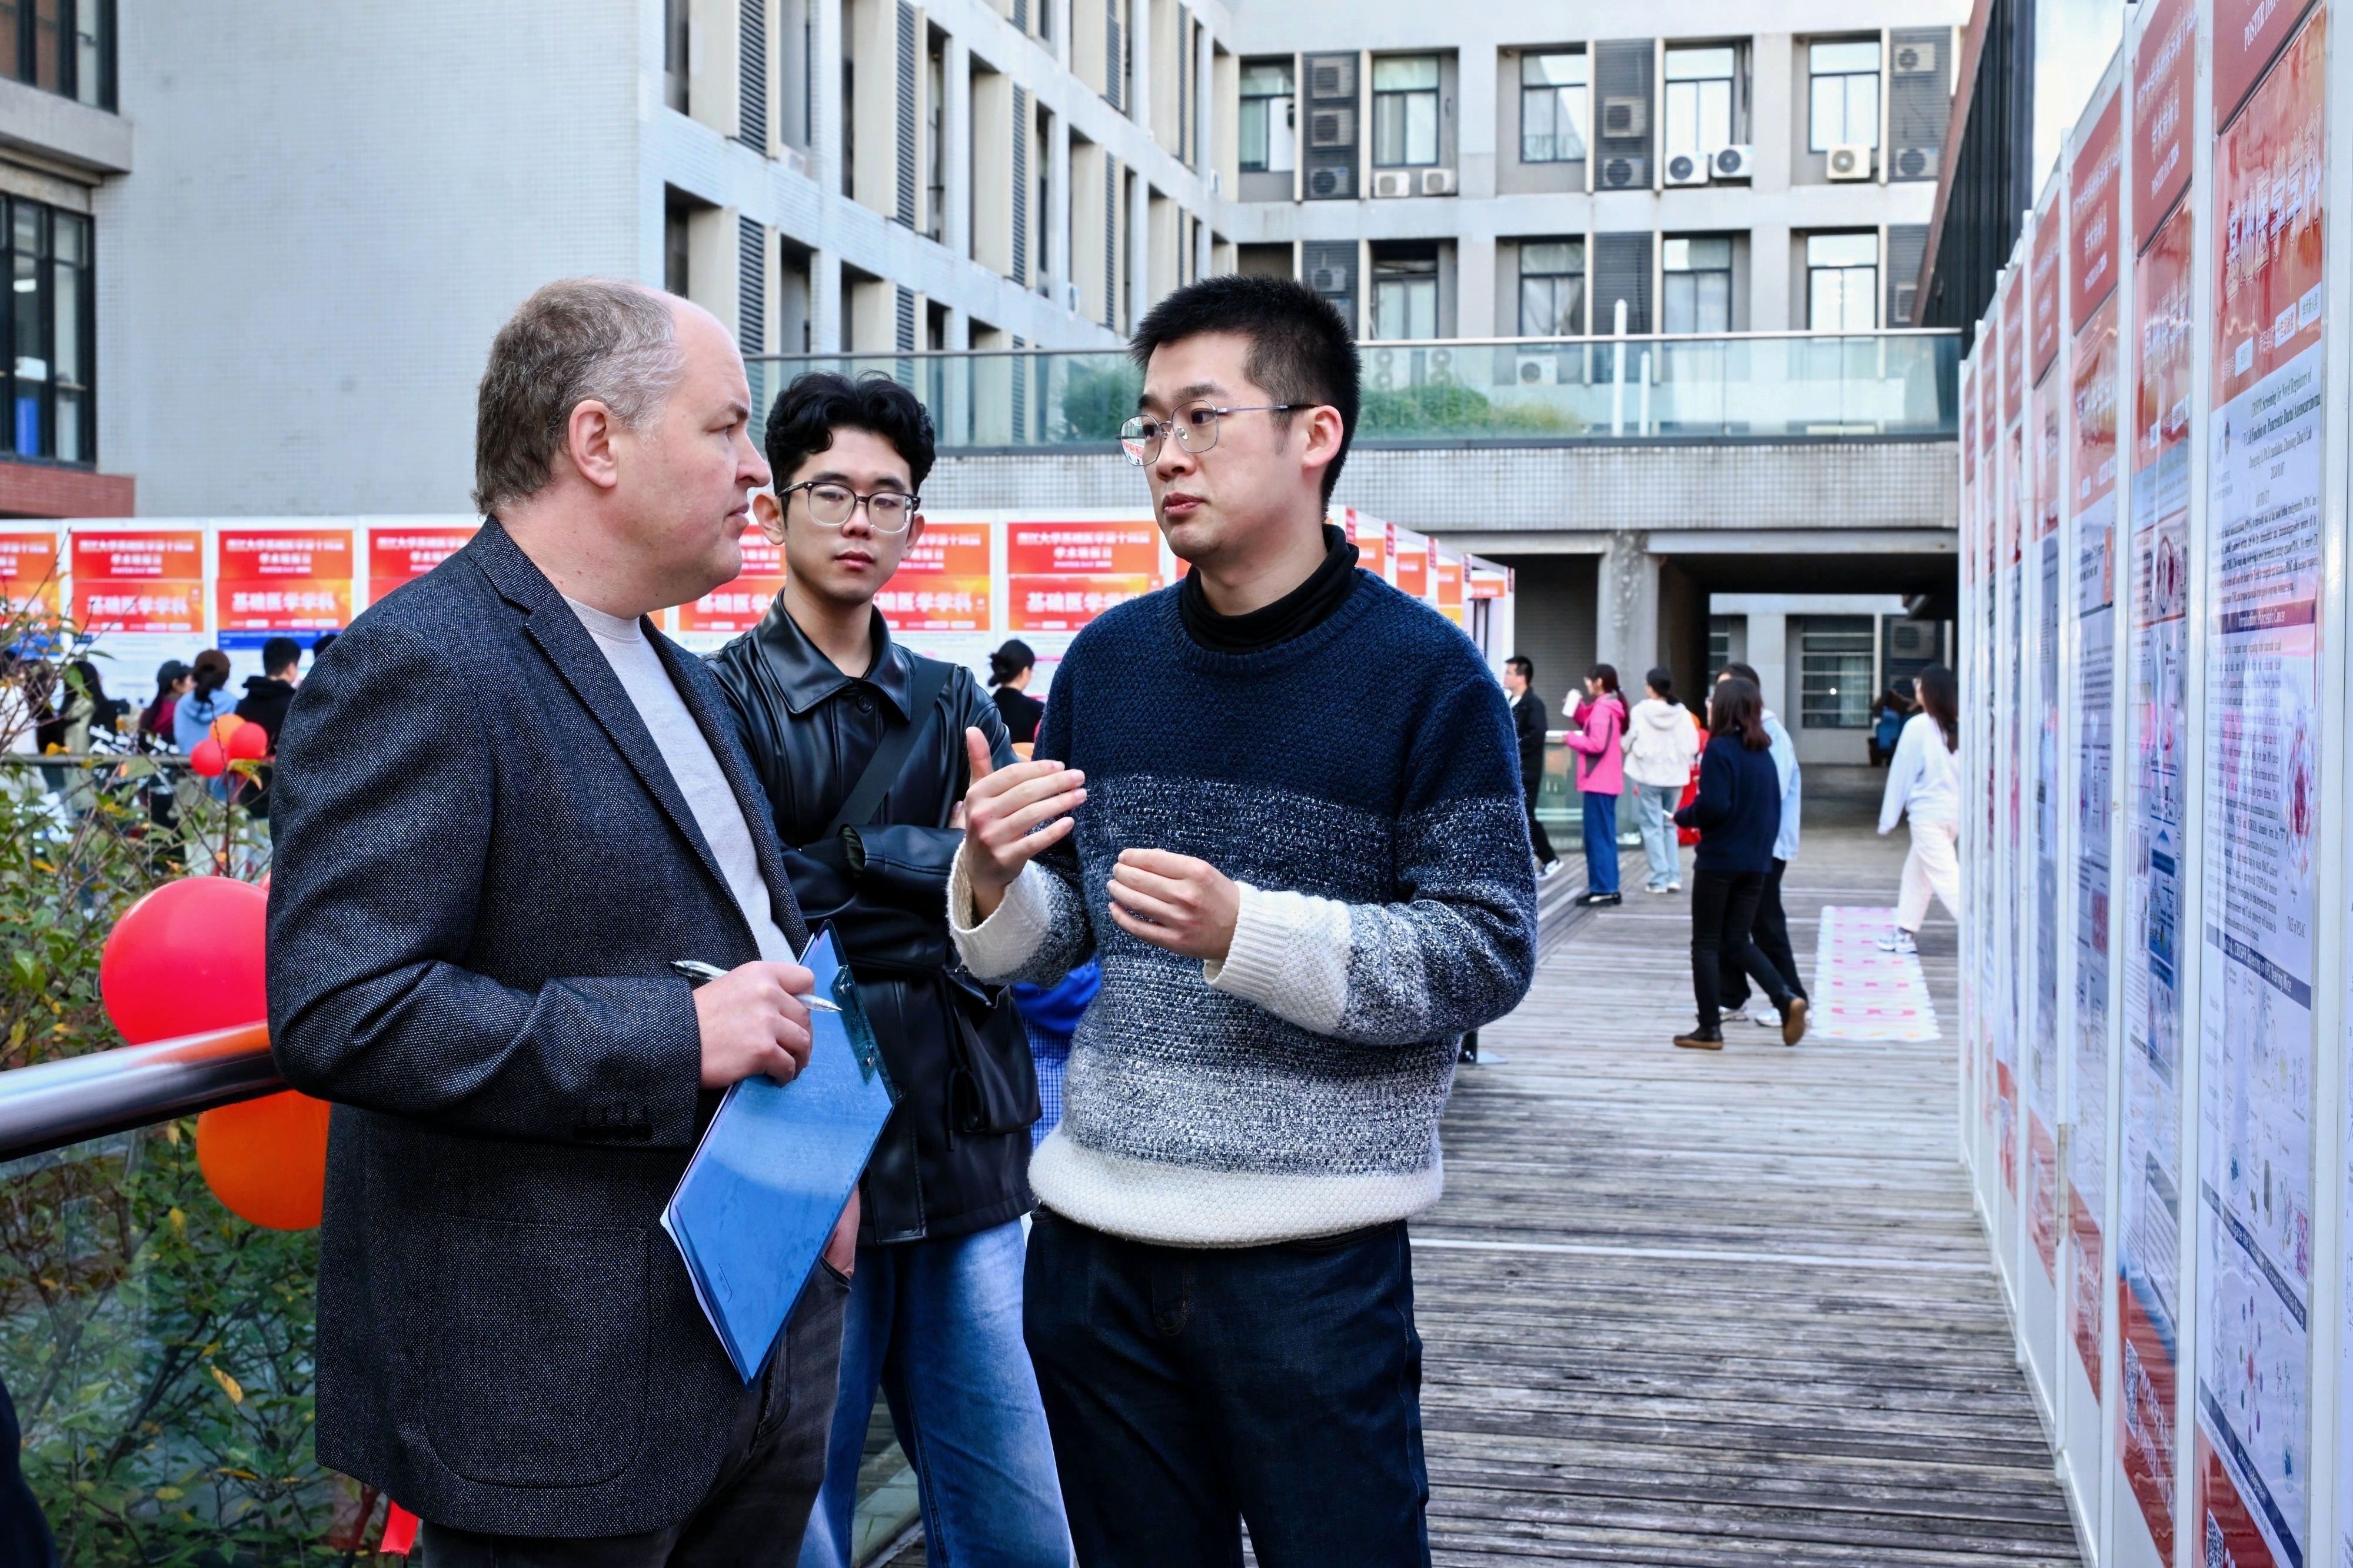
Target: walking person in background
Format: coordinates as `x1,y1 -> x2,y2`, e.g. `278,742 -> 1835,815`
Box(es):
1673,677 -> 1807,1051
234,637 -> 305,830
1876,664 -> 1963,955
138,660 -> 192,830
1713,661 -> 1808,1031
172,650 -> 236,808
1869,683 -> 1912,767
1503,655 -> 1560,876
1564,664 -> 1627,907
1622,668 -> 1697,894
989,638 -> 1046,748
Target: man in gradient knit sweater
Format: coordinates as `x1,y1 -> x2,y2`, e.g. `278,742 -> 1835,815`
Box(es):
948,275 -> 1538,1566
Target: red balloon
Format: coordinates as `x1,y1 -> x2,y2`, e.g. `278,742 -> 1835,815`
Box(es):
189,738 -> 228,778
227,723 -> 269,761
197,1091 -> 328,1230
100,877 -> 268,1046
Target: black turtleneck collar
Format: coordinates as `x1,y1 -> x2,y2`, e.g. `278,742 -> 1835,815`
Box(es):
1177,524 -> 1361,654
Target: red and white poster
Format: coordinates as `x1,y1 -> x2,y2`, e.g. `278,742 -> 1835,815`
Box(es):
217,529 -> 354,632
2002,268 -> 2026,430
678,535 -> 786,634
0,532 -> 59,617
1340,508 -> 1389,580
2198,12 -> 2324,1567
1392,528 -> 1432,601
880,521 -> 991,632
367,525 -> 477,606
71,530 -> 205,634
2134,0 -> 2196,249
2069,86 -> 2121,328
2029,189 -> 2062,385
1007,520 -> 1163,632
1434,554 -> 1464,625
2215,0 -> 2320,131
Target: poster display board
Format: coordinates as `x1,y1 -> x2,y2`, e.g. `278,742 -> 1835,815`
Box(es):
2030,361 -> 2065,1287
70,530 -> 205,634
1007,520 -> 1164,632
678,535 -> 788,635
2195,11 -> 2324,1563
366,524 -> 477,606
881,521 -> 991,632
215,528 -> 354,634
0,532 -> 59,616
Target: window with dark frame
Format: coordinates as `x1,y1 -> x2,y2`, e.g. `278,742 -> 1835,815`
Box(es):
1662,237 -> 1732,334
1808,38 -> 1880,151
1372,55 -> 1440,168
1799,617 -> 1876,728
1663,45 -> 1738,162
0,199 -> 93,465
1519,51 -> 1587,164
1517,240 -> 1584,337
1239,58 -> 1293,173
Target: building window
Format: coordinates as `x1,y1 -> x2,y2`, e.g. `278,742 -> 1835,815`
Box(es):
664,0 -> 688,112
1808,39 -> 1880,151
1372,55 -> 1440,168
0,0 -> 112,109
1707,615 -> 1732,682
1519,51 -> 1586,164
1800,617 -> 1875,728
1239,59 -> 1294,172
1372,252 -> 1437,340
1662,237 -> 1732,334
1806,232 -> 1878,331
2,201 -> 92,464
1517,241 -> 1583,337
1663,46 -> 1737,162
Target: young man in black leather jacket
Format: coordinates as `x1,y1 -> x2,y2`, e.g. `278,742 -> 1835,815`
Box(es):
706,374 -> 1070,1568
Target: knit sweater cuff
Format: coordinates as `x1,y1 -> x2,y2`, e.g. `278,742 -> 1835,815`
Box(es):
1203,881 -> 1352,1034
947,848 -> 1054,981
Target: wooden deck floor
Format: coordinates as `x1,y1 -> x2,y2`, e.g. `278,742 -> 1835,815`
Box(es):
885,771 -> 2074,1567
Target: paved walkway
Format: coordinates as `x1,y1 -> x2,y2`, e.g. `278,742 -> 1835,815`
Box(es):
886,770 -> 2075,1566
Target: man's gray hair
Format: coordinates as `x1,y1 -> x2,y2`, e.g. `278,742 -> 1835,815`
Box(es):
472,278 -> 685,514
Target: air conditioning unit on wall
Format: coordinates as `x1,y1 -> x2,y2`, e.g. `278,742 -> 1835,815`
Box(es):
1712,145 -> 1754,180
1893,147 -> 1941,179
1826,144 -> 1873,181
1665,152 -> 1707,186
1307,165 -> 1353,199
1893,40 -> 1939,76
1420,167 -> 1457,196
1515,354 -> 1559,385
1599,155 -> 1646,189
1600,96 -> 1646,138
1372,169 -> 1413,198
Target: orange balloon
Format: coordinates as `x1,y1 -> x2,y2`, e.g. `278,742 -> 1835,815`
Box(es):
208,714 -> 247,746
196,1091 -> 330,1230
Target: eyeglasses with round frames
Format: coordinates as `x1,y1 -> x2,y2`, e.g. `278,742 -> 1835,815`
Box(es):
780,480 -> 920,533
1118,401 -> 1304,465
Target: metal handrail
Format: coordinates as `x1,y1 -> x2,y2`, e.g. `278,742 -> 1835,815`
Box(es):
0,1022 -> 282,1163
745,329 -> 1964,361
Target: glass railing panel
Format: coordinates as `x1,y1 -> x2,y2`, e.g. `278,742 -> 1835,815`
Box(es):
750,333 -> 1959,452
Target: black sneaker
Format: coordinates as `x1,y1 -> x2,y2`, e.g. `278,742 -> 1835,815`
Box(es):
1576,891 -> 1622,907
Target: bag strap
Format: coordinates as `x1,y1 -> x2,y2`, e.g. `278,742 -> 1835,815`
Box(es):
821,657 -> 956,838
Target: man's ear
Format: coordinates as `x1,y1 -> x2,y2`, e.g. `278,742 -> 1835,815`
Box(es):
1299,405 -> 1346,477
567,400 -> 623,491
753,491 -> 784,542
901,513 -> 926,552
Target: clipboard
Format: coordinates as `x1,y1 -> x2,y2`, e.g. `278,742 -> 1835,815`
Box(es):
661,927 -> 897,1383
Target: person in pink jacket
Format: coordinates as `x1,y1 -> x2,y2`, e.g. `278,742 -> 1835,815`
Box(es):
1563,663 -> 1628,906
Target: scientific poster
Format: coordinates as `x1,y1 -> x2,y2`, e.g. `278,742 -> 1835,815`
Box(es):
2120,199 -> 2193,1560
2030,370 -> 2064,1282
2198,13 -> 2323,1564
2069,291 -> 2118,1396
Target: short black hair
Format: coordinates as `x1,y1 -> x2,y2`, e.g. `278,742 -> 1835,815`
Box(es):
1718,660 -> 1760,688
765,371 -> 937,497
1129,274 -> 1360,506
262,637 -> 302,677
1506,655 -> 1533,680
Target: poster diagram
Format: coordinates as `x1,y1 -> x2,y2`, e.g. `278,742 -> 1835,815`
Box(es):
2199,14 -> 2323,1564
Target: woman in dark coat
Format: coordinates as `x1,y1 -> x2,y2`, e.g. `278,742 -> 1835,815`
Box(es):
1673,677 -> 1808,1049
987,638 -> 1046,746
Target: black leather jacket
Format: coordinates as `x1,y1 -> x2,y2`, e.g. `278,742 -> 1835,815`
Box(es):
706,600 -> 1031,1246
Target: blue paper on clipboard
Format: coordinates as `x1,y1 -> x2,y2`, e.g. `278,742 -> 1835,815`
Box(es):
661,927 -> 896,1383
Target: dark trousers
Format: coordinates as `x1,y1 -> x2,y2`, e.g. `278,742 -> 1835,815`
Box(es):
418,1265 -> 850,1567
1690,867 -> 1795,1031
1025,1211 -> 1432,1568
1719,858 -> 1808,1009
1523,777 -> 1556,864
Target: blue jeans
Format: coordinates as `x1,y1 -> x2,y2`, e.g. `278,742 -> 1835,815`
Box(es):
1026,1212 -> 1431,1567
1629,781 -> 1682,888
1580,790 -> 1620,894
799,1222 -> 1069,1568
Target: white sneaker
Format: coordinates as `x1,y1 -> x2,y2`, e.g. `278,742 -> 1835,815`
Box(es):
1723,1003 -> 1755,1024
1874,929 -> 1918,955
1539,860 -> 1563,880
1754,1010 -> 1784,1028
1668,881 -> 1682,892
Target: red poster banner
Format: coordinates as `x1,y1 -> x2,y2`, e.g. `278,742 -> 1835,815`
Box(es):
1392,530 -> 1432,601
2135,0 -> 2197,249
1342,510 -> 1390,580
1979,312 -> 2001,453
367,525 -> 477,605
217,529 -> 354,631
71,531 -> 205,633
1435,555 -> 1464,624
1467,567 -> 1509,600
2072,295 -> 2119,512
2001,274 -> 2025,425
0,531 -> 59,616
880,521 -> 992,631
1008,521 -> 1163,632
2118,1276 -> 2178,1560
2033,377 -> 2061,540
2136,206 -> 2196,474
677,537 -> 786,634
2215,0 -> 2319,132
2214,6 -> 2326,406
2070,86 -> 2122,327
2030,189 -> 2062,384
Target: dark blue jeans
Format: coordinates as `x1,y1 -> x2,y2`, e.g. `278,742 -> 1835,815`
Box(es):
1024,1212 -> 1432,1568
1580,790 -> 1620,893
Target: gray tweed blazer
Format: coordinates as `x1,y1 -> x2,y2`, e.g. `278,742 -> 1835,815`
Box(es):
266,520 -> 812,1536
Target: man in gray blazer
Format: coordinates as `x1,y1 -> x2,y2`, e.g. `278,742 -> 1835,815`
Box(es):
267,278 -> 856,1565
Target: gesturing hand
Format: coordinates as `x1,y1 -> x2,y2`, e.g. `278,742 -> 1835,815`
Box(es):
694,961 -> 817,1088
1106,848 -> 1240,963
961,727 -> 1087,918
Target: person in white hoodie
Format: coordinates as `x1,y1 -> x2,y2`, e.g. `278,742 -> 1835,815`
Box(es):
1621,667 -> 1700,893
1876,663 -> 1963,954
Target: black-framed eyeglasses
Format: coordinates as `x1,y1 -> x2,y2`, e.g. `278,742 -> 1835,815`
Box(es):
1118,401 -> 1304,465
779,480 -> 920,533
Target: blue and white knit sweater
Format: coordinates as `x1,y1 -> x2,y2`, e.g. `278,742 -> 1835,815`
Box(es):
949,574 -> 1538,1246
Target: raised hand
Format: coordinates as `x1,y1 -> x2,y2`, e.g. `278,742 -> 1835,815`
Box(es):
960,727 -> 1086,918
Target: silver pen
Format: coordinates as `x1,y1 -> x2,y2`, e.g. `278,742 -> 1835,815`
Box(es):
670,958 -> 843,1011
